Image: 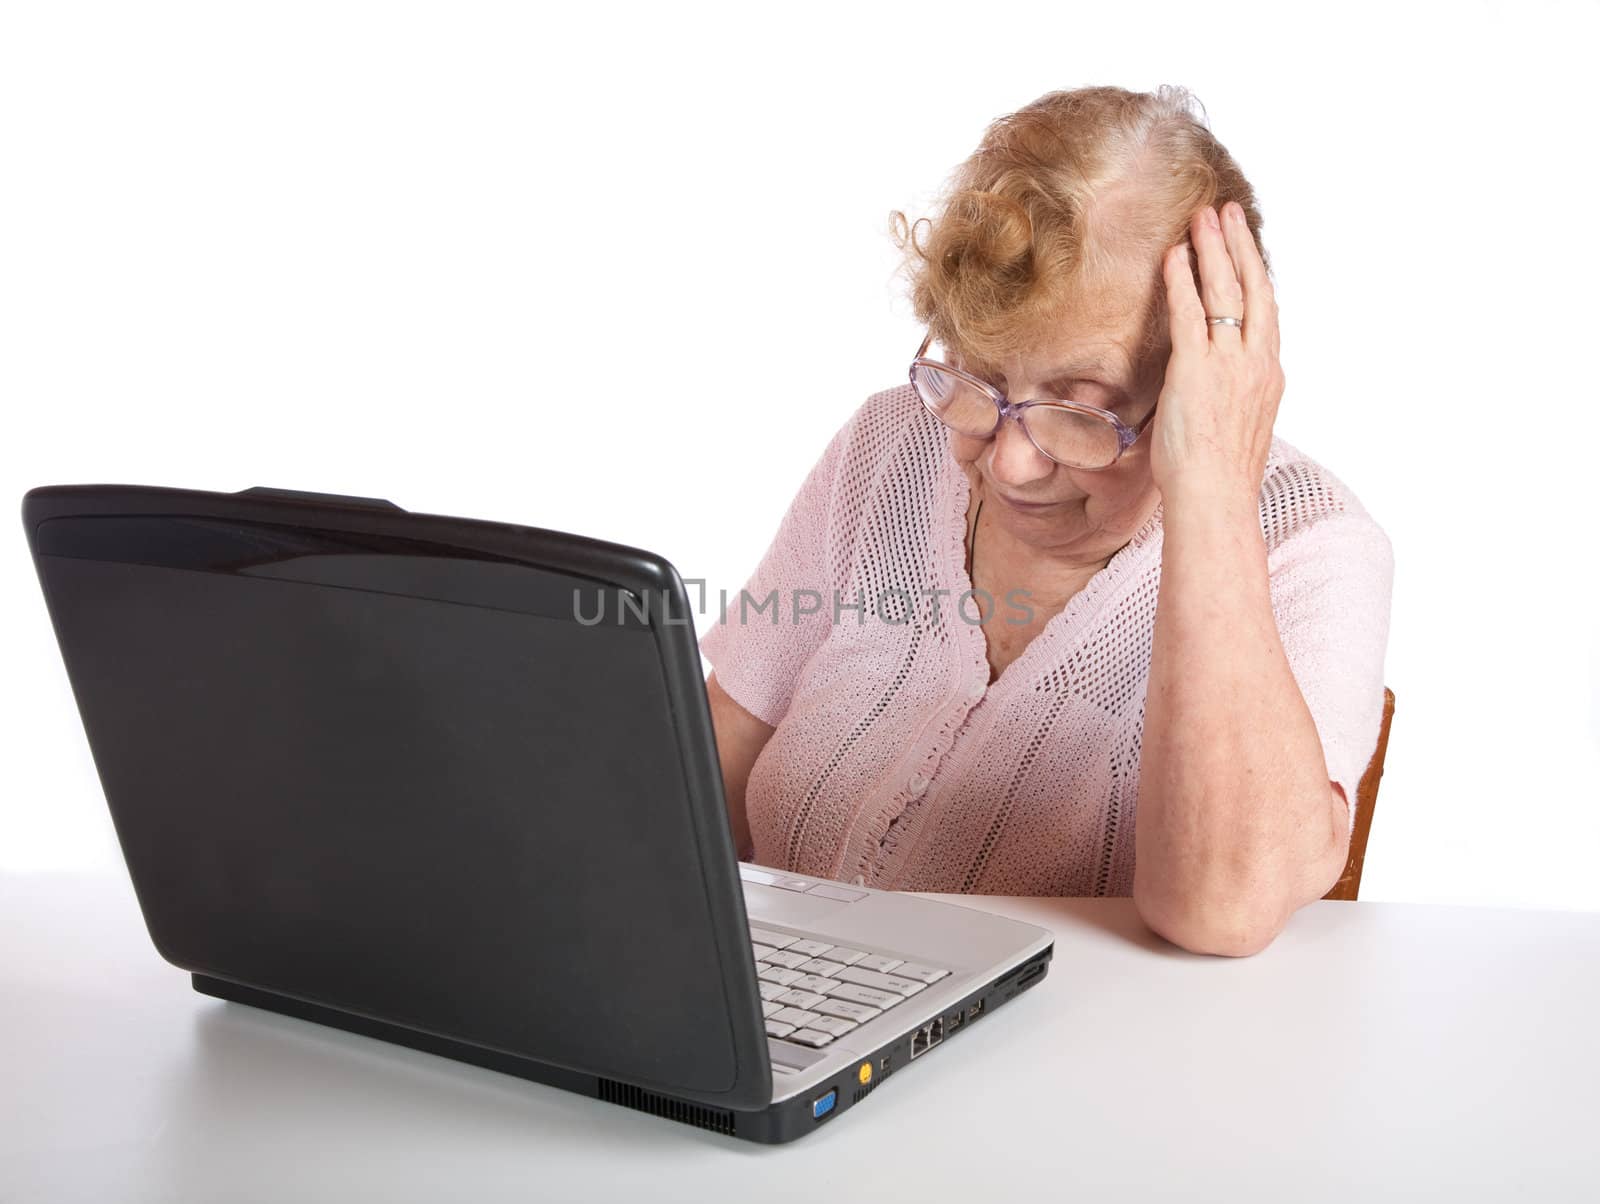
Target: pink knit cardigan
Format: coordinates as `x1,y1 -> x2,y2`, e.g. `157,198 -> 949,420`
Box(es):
699,385 -> 1394,896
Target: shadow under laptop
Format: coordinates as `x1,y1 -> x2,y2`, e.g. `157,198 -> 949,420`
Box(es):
162,998 -> 752,1159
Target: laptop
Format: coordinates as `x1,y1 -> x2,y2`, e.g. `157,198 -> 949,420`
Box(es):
21,482 -> 1054,1144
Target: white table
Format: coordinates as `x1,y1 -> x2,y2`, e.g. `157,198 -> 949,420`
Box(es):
3,872 -> 1597,1202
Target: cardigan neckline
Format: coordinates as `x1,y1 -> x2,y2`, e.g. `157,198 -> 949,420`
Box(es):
935,439 -> 1167,702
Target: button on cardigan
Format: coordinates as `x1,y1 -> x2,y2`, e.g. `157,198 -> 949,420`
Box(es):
698,385 -> 1394,896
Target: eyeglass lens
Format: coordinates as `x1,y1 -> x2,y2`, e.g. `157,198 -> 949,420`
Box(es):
910,362 -> 1124,469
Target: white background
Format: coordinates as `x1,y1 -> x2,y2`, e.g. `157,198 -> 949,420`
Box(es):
3,0 -> 1596,909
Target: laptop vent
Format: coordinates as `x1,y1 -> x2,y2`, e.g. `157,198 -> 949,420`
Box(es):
853,1065 -> 889,1106
597,1079 -> 736,1136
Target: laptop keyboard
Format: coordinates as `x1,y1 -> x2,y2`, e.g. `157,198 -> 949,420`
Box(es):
749,924 -> 951,1049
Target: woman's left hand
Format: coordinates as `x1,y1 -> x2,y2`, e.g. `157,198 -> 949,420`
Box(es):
1148,202 -> 1284,508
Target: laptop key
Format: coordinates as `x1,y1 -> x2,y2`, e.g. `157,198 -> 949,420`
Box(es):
814,998 -> 882,1022
856,954 -> 904,973
807,1015 -> 858,1037
762,1001 -> 782,1018
824,982 -> 901,1008
750,927 -> 799,949
775,989 -> 827,1010
890,961 -> 951,984
797,958 -> 846,977
763,950 -> 812,970
822,946 -> 869,965
751,942 -> 780,961
758,981 -> 786,1001
792,974 -> 837,994
765,1019 -> 797,1038
787,1029 -> 835,1048
758,966 -> 803,987
831,967 -> 926,996
772,1006 -> 824,1028
786,939 -> 833,958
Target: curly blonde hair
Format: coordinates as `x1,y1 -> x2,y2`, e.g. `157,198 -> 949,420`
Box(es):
889,84 -> 1271,378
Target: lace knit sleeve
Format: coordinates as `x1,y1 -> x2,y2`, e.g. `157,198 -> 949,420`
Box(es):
1268,510 -> 1395,827
698,410 -> 854,727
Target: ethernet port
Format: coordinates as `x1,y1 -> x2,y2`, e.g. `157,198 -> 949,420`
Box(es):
910,1024 -> 932,1059
928,1017 -> 944,1048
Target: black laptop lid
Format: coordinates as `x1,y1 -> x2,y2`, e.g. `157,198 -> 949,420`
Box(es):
21,483 -> 772,1110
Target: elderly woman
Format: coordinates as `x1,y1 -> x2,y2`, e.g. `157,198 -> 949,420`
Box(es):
698,85 -> 1393,957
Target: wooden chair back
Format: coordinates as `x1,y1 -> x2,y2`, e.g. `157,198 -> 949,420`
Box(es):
1323,687 -> 1395,901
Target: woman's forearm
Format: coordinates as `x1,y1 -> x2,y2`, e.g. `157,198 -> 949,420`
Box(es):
1133,487 -> 1348,956
706,671 -> 775,861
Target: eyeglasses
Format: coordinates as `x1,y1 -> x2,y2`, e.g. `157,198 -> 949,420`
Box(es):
908,332 -> 1157,471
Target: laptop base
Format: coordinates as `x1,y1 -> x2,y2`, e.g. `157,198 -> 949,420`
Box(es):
194,947 -> 1051,1145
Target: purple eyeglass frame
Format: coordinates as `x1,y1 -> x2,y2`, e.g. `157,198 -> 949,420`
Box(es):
909,332 -> 1157,470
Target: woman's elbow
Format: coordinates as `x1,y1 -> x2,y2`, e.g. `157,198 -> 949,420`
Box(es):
1132,786 -> 1352,956
1133,885 -> 1289,957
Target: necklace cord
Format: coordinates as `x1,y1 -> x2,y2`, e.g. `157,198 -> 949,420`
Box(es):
968,497 -> 984,579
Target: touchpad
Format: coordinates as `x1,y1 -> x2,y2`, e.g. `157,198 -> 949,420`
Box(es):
742,882 -> 853,929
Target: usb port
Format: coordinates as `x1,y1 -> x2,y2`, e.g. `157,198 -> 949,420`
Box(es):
812,1089 -> 837,1120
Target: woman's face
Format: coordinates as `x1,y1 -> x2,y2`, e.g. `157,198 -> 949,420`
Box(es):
949,309 -> 1168,565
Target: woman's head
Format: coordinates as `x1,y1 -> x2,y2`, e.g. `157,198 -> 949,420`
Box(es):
890,85 -> 1271,559
891,84 -> 1271,377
